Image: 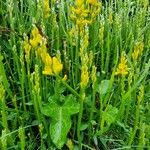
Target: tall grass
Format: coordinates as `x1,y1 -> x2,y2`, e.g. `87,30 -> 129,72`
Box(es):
0,0 -> 150,149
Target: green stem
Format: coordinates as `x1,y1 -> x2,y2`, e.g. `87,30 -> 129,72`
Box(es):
104,24 -> 111,74
117,76 -> 126,121
101,45 -> 104,73
21,59 -> 26,111
124,86 -> 131,124
0,54 -> 13,98
75,29 -> 80,86
128,98 -> 140,146
1,98 -> 8,132
77,90 -> 84,150
123,59 -> 150,101
88,86 -> 96,141
56,75 -> 80,99
99,96 -> 103,131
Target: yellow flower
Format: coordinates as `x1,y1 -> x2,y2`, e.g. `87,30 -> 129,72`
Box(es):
45,53 -> 52,64
115,52 -> 129,76
43,65 -> 53,75
52,57 -> 63,74
37,42 -> 47,58
42,53 -> 63,76
76,19 -> 92,27
72,6 -> 89,17
71,0 -> 91,29
31,26 -> 39,37
76,0 -> 84,7
42,53 -> 53,75
30,34 -> 42,47
41,51 -> 47,63
80,65 -> 89,89
30,27 -> 42,47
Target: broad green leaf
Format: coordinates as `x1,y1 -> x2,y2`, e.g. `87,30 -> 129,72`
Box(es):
103,105 -> 118,127
99,80 -> 110,95
41,95 -> 79,149
80,123 -> 88,131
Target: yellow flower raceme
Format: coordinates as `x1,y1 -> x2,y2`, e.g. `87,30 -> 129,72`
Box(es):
80,65 -> 89,89
76,19 -> 92,27
72,6 -> 89,17
115,53 -> 129,76
70,0 -> 91,29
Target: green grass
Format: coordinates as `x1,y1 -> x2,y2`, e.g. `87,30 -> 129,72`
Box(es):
0,0 -> 150,149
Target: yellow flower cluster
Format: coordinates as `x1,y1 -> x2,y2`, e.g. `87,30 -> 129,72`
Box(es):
115,52 -> 129,76
88,0 -> 102,20
23,26 -> 63,75
70,0 -> 91,29
132,42 -> 144,61
69,0 -> 101,43
42,53 -> 63,75
79,29 -> 90,89
23,26 -> 44,60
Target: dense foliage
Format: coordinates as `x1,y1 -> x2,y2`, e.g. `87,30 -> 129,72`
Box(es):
0,0 -> 150,149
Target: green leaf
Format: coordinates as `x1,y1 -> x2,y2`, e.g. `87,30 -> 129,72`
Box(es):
41,95 -> 79,149
80,123 -> 88,131
99,80 -> 110,95
103,105 -> 118,127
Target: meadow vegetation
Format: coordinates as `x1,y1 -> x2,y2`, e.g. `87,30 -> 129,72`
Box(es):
0,0 -> 150,149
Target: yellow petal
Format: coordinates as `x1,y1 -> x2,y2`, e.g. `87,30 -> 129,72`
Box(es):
42,65 -> 53,75
45,53 -> 52,66
52,57 -> 63,74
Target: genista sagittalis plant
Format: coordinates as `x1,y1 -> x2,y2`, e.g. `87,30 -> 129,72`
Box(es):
0,0 -> 150,149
